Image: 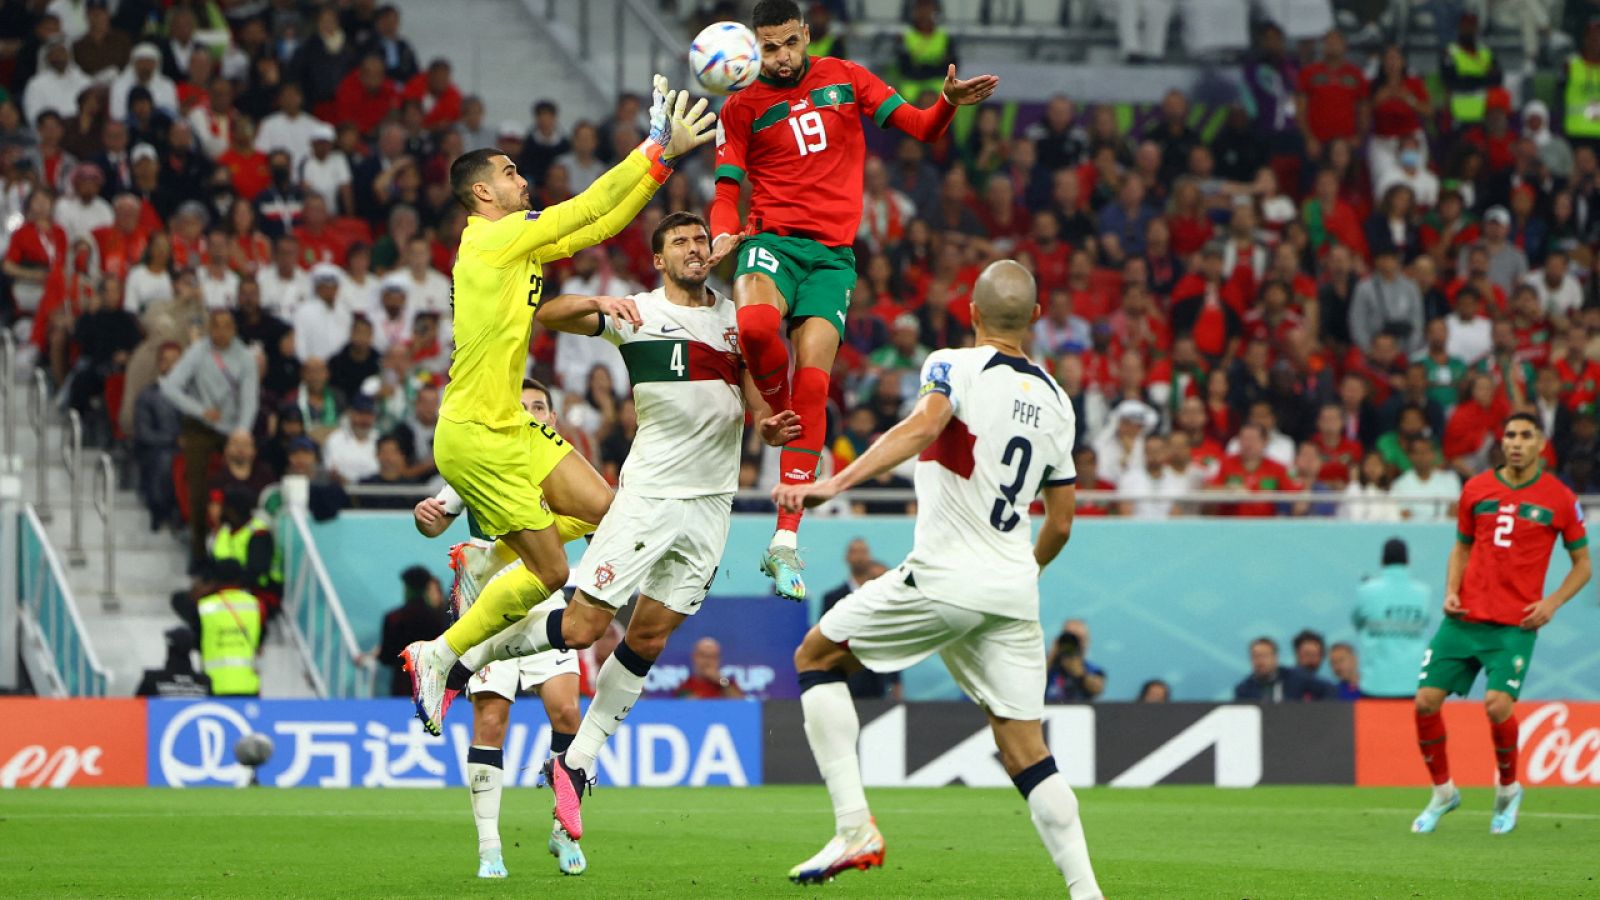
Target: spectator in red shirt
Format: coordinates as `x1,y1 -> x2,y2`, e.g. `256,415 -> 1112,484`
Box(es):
675,638 -> 744,699
217,119 -> 271,202
1443,372 -> 1508,477
1420,188 -> 1480,273
293,193 -> 348,267
5,188 -> 67,320
1016,209 -> 1070,297
401,58 -> 462,130
1107,280 -> 1170,361
1309,402 -> 1365,487
1242,280 -> 1303,355
1305,167 -> 1369,259
1165,179 -> 1213,257
1461,88 -> 1517,174
1554,324 -> 1600,411
1072,447 -> 1118,517
1369,44 -> 1431,174
1508,284 -> 1553,368
1171,243 -> 1243,364
1297,30 -> 1369,161
93,193 -> 153,282
975,175 -> 1028,249
1175,395 -> 1226,477
1208,423 -> 1295,517
334,55 -> 400,137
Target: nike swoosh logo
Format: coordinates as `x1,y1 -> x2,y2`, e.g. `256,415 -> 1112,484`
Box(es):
471,787 -> 493,794
835,311 -> 846,323
659,325 -> 683,333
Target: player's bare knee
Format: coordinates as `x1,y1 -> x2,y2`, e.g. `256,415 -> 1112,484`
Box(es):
1414,689 -> 1443,716
1485,692 -> 1514,723
793,627 -> 842,672
550,703 -> 581,735
529,558 -> 569,592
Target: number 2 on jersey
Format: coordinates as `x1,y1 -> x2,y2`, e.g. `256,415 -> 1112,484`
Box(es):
990,436 -> 1033,532
789,111 -> 827,156
1494,513 -> 1514,548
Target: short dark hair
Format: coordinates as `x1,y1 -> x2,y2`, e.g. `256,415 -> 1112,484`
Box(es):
450,147 -> 502,212
753,0 -> 803,28
1251,636 -> 1278,653
533,100 -> 557,117
652,211 -> 708,254
1292,628 -> 1325,652
521,377 -> 552,407
1503,411 -> 1542,433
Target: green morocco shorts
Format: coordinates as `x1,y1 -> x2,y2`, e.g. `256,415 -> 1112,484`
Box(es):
1418,616 -> 1537,700
733,232 -> 856,339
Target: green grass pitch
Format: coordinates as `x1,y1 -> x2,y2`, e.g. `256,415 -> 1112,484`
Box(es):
1,786 -> 1595,898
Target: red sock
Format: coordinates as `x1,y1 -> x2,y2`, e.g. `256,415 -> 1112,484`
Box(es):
737,304 -> 790,412
1415,710 -> 1451,786
776,366 -> 829,533
1491,716 -> 1520,785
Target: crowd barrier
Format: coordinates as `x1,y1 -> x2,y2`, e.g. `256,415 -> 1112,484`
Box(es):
5,698 -> 1597,790
313,515 -> 1600,702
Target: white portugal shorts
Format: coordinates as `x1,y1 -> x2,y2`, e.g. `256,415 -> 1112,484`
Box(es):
466,595 -> 579,702
819,565 -> 1047,721
572,488 -> 731,615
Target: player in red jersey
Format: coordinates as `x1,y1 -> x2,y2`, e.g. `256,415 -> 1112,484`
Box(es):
1411,411 -> 1591,835
704,0 -> 997,601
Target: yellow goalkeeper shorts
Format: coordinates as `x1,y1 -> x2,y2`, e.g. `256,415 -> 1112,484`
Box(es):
434,416 -> 573,539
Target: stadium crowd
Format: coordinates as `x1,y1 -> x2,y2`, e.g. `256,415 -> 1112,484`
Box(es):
0,0 -> 1597,595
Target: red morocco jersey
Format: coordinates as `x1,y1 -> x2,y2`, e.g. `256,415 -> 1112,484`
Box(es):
714,56 -> 905,247
1456,468 -> 1588,626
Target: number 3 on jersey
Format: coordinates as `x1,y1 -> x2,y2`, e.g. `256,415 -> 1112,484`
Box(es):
990,436 -> 1033,532
789,111 -> 827,156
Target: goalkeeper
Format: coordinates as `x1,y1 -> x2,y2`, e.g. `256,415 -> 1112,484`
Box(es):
403,77 -> 716,736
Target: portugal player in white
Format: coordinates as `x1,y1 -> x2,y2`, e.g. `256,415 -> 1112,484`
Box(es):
773,260 -> 1102,897
450,211 -> 798,842
412,380 -> 585,878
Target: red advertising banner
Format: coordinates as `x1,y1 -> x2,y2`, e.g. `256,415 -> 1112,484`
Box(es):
0,698 -> 147,787
1356,700 -> 1600,787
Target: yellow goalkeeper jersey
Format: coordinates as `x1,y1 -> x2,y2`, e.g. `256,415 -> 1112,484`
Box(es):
441,149 -> 670,428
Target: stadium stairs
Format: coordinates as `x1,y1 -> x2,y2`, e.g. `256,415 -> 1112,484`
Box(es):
6,371 -> 313,698
391,0 -> 608,133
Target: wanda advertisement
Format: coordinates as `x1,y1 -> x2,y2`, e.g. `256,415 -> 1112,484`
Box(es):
2,698 -> 1597,788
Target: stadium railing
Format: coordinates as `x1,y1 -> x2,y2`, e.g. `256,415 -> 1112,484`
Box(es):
17,505 -> 109,697
341,482 -> 1600,515
279,505 -> 376,698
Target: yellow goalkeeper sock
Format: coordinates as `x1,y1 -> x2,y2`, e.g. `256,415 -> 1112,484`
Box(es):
443,564 -> 555,655
555,515 -> 600,544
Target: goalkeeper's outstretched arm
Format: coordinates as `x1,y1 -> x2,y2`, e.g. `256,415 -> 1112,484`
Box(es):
487,78 -> 717,266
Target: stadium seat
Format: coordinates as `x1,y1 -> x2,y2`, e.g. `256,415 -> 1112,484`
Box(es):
1017,0 -> 1066,28
856,0 -> 904,24
941,0 -> 984,27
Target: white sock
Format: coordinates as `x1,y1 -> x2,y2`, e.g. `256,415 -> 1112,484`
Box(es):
430,635 -> 461,668
565,648 -> 649,773
770,529 -> 798,550
801,681 -> 870,832
1433,778 -> 1457,805
458,609 -> 556,672
467,746 -> 503,854
1495,781 -> 1520,801
1026,773 -> 1102,900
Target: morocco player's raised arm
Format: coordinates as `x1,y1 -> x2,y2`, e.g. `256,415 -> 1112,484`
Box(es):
482,150 -> 671,268
844,59 -> 956,143
708,103 -> 752,244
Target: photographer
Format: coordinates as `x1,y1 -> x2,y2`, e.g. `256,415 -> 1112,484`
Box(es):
1046,618 -> 1106,703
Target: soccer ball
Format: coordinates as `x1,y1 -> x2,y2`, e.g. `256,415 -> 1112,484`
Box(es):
689,21 -> 760,95
235,732 -> 274,767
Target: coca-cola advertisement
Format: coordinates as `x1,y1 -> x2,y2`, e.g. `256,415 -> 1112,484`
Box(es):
1356,700 -> 1600,787
0,699 -> 147,788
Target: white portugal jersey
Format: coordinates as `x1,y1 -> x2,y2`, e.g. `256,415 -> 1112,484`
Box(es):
598,287 -> 744,498
905,347 -> 1077,621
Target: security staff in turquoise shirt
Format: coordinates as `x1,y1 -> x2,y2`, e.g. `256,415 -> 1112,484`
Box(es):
1352,538 -> 1433,698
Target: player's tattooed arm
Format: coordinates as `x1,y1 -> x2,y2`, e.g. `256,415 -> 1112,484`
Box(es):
536,293 -> 642,336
